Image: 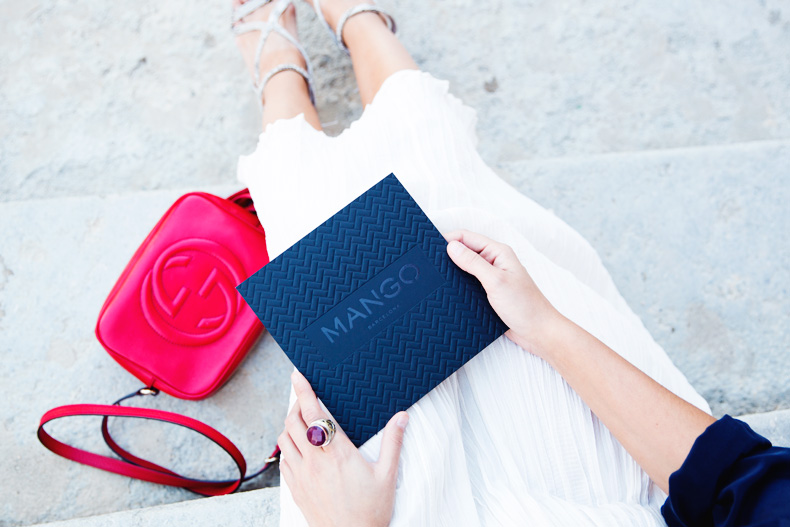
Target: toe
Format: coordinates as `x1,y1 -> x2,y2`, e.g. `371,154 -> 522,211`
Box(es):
281,4 -> 298,33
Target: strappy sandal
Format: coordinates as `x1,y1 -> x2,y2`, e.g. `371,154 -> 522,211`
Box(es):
312,0 -> 397,55
232,0 -> 316,106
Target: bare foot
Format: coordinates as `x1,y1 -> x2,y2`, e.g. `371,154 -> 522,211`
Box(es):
232,0 -> 307,102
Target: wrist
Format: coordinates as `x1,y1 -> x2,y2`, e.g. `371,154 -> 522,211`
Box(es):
538,312 -> 578,363
537,315 -> 581,368
508,311 -> 575,362
539,317 -> 601,378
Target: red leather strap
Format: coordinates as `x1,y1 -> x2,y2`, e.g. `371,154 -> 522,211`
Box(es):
227,188 -> 260,224
39,189 -> 275,495
38,402 -> 278,496
99,389 -> 280,490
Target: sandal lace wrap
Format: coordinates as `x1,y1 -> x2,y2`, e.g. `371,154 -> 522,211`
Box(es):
313,1 -> 397,55
232,0 -> 315,105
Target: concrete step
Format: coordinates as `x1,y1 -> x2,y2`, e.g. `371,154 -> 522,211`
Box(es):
740,409 -> 790,447
1,186 -> 291,526
32,487 -> 279,527
3,0 -> 790,203
28,408 -> 789,527
2,140 -> 788,525
497,139 -> 790,418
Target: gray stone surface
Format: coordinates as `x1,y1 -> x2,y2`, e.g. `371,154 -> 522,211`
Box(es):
3,142 -> 788,526
32,487 -> 279,527
0,187 -> 291,526
2,0 -> 790,202
740,409 -> 790,447
25,409 -> 790,527
497,140 -> 790,417
2,0 -> 790,524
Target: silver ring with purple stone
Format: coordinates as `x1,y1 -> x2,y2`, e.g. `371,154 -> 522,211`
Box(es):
306,418 -> 336,447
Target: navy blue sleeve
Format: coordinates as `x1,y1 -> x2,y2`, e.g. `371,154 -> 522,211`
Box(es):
661,415 -> 790,527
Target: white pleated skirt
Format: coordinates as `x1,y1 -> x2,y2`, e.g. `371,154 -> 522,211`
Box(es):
237,69 -> 710,527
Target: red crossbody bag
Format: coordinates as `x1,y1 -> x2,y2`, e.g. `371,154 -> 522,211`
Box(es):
37,190 -> 278,496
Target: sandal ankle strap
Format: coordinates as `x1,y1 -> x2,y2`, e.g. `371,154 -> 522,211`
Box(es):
232,0 -> 273,26
258,64 -> 314,106
335,5 -> 396,55
312,1 -> 397,56
232,0 -> 315,107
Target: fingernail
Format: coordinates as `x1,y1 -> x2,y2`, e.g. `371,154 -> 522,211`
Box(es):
447,241 -> 463,257
396,412 -> 409,430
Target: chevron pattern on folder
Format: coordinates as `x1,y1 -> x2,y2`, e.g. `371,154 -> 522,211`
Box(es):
237,173 -> 507,446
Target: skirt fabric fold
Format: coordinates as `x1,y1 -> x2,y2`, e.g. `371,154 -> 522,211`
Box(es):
237,69 -> 709,527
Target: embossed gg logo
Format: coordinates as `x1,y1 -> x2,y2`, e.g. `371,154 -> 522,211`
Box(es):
141,239 -> 246,345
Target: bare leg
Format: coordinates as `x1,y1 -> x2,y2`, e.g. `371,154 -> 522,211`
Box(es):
233,0 -> 323,131
305,1 -> 419,107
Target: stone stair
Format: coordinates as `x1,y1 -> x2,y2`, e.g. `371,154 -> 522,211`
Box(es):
29,410 -> 790,527
3,0 -> 789,524
3,140 -> 788,526
1,186 -> 291,525
496,139 -> 790,417
32,487 -> 280,527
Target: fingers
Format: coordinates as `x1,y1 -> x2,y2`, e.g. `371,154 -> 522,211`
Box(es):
291,370 -> 326,426
446,229 -> 520,273
279,400 -> 305,464
285,388 -> 315,452
376,411 -> 409,478
288,370 -> 351,451
446,238 -> 504,289
282,372 -> 410,498
445,229 -> 499,252
279,454 -> 294,489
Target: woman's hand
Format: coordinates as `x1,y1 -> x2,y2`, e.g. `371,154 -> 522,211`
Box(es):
278,370 -> 409,527
445,229 -> 564,359
446,230 -> 716,494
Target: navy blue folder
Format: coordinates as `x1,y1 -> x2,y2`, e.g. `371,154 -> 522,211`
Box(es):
237,173 -> 507,446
